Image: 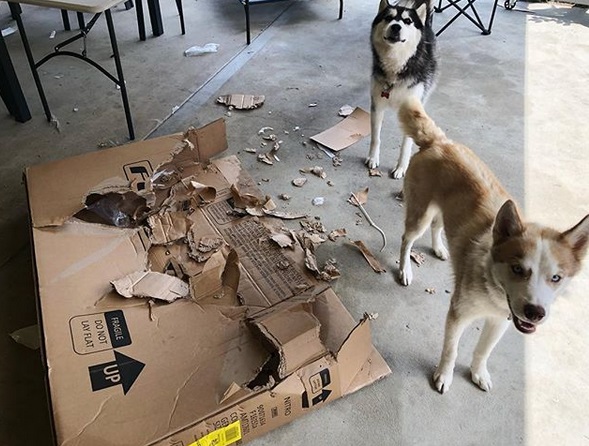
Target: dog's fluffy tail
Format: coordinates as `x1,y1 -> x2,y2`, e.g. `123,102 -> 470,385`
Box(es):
398,97 -> 447,150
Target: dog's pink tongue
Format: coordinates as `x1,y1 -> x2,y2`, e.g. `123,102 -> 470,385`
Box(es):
513,315 -> 536,334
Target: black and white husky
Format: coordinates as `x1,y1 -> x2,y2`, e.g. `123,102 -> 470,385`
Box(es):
366,0 -> 438,179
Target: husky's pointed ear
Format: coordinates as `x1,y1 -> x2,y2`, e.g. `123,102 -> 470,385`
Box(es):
493,200 -> 524,243
416,2 -> 428,24
560,214 -> 589,261
379,0 -> 391,12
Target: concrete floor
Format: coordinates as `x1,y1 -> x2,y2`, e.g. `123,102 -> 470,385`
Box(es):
1,0 -> 588,445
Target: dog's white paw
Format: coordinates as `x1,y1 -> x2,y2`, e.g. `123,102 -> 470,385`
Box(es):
365,156 -> 380,169
471,367 -> 493,392
434,245 -> 449,261
398,266 -> 413,286
391,165 -> 406,179
433,369 -> 453,394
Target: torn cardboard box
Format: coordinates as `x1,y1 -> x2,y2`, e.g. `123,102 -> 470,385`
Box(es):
25,119 -> 390,446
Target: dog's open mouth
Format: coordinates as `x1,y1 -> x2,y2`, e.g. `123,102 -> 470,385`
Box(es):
511,314 -> 536,334
506,295 -> 537,334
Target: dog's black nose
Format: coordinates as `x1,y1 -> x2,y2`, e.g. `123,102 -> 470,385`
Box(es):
523,304 -> 546,322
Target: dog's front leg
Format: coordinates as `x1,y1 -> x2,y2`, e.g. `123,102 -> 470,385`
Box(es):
391,136 -> 414,179
434,303 -> 473,394
470,317 -> 509,391
366,102 -> 385,169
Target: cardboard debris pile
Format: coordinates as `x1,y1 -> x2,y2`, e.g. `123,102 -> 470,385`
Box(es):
25,119 -> 391,446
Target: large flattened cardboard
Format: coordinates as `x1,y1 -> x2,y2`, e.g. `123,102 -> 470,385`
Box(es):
25,120 -> 391,446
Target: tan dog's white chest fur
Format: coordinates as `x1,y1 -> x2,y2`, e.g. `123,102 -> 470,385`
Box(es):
397,97 -> 589,393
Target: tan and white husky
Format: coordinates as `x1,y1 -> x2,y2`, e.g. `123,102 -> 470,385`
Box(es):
397,97 -> 589,393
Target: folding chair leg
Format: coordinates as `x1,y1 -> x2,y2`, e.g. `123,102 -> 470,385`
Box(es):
338,0 -> 343,19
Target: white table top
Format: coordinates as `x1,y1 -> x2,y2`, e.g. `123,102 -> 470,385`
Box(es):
7,0 -> 125,14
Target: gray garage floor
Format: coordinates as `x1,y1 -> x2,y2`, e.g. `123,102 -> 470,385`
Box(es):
1,0 -> 588,444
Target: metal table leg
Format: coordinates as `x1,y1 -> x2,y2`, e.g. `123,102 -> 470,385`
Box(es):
147,0 -> 164,36
105,9 -> 135,140
9,3 -> 52,122
0,31 -> 31,122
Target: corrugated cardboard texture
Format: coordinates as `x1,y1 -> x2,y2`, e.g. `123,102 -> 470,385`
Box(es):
25,122 -> 390,446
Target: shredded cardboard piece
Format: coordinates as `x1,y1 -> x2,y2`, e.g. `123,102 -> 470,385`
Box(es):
9,325 -> 41,350
112,271 -> 190,302
333,156 -> 342,167
278,193 -> 291,201
300,166 -> 327,179
244,147 -> 257,153
425,287 -> 436,294
300,219 -> 326,234
369,169 -> 382,177
310,107 -> 370,152
187,231 -> 225,262
351,240 -> 386,273
216,94 -> 265,110
270,232 -> 295,249
189,248 -> 241,305
148,212 -> 192,245
348,187 -> 369,206
257,153 -> 274,165
328,228 -> 347,241
410,251 -> 426,266
258,126 -> 274,135
292,177 -> 307,187
161,177 -> 217,211
263,209 -> 308,220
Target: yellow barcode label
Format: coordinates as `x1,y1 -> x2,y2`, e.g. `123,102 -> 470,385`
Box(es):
189,421 -> 242,446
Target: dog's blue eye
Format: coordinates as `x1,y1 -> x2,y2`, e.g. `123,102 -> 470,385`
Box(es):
403,18 -> 412,25
511,265 -> 523,275
551,274 -> 562,283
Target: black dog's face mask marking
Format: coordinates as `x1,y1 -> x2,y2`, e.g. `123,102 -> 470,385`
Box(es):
377,3 -> 427,44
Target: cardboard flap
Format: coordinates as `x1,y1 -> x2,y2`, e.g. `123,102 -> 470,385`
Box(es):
310,107 -> 370,152
249,299 -> 327,379
336,315 -> 375,394
185,119 -> 228,162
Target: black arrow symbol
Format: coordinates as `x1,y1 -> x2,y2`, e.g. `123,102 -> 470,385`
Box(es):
89,351 -> 145,395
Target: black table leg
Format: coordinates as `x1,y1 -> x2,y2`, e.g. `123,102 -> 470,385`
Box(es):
136,0 -> 146,41
9,3 -> 51,122
0,32 -> 31,122
147,0 -> 164,37
61,10 -> 71,30
105,9 -> 135,140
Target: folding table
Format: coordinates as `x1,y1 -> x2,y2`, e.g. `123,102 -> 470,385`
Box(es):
7,0 -> 135,139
